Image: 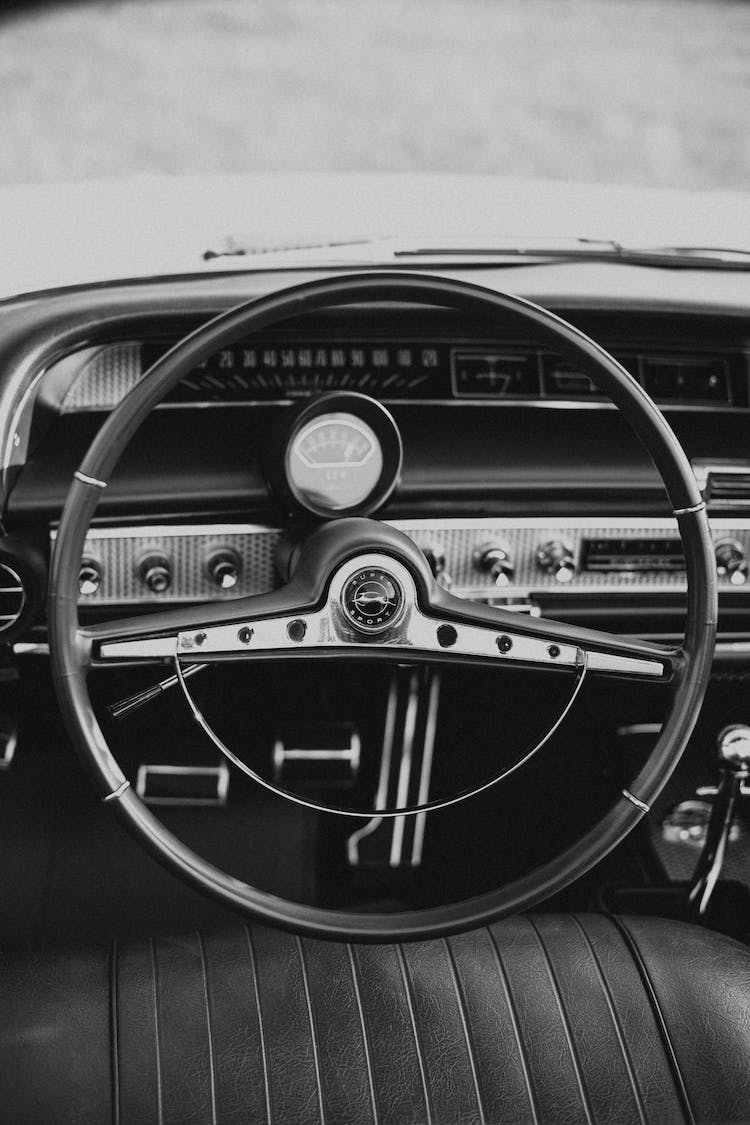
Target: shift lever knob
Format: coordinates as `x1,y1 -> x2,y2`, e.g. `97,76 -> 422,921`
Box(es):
717,725 -> 750,773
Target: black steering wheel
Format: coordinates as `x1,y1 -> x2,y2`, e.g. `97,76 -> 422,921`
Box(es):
49,273 -> 717,940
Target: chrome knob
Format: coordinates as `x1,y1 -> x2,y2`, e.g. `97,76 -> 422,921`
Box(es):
717,725 -> 750,774
78,558 -> 102,596
715,538 -> 748,585
421,542 -> 452,589
207,549 -> 241,591
473,541 -> 514,587
139,553 -> 171,594
536,539 -> 576,583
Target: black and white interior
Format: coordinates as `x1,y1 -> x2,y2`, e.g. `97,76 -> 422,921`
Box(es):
3,260 -> 750,1120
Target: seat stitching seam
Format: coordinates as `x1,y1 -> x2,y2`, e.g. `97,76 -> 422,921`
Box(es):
347,944 -> 379,1125
527,917 -> 594,1125
571,915 -> 647,1125
196,933 -> 218,1125
110,938 -> 120,1125
150,937 -> 164,1125
486,925 -> 540,1125
244,925 -> 272,1125
444,937 -> 487,1125
296,936 -> 326,1125
611,915 -> 696,1125
397,943 -> 433,1125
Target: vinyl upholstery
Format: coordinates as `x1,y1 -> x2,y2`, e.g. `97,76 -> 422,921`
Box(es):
1,913 -> 750,1124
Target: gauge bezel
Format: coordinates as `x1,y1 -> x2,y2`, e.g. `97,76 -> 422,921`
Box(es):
271,392 -> 403,519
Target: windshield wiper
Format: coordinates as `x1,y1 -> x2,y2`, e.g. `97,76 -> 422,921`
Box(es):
390,239 -> 750,270
200,236 -> 750,271
202,237 -> 374,261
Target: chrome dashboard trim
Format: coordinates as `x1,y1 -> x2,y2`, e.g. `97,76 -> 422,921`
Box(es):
96,552 -> 665,678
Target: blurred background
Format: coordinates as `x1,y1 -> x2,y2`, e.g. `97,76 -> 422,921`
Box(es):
0,0 -> 748,190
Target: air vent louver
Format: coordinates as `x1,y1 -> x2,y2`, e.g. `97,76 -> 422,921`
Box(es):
0,563 -> 25,634
693,462 -> 750,510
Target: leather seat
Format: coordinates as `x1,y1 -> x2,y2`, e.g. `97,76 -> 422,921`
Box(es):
1,914 -> 749,1124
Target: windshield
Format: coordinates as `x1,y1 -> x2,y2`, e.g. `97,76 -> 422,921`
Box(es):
2,0 -> 750,289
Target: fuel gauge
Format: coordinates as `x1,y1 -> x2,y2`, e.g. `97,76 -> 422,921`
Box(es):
287,413 -> 383,512
267,392 -> 403,518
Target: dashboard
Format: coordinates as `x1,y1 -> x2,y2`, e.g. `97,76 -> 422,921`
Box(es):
53,332 -> 748,411
2,268 -> 750,655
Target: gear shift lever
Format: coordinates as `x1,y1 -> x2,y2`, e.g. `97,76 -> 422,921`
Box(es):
688,725 -> 750,919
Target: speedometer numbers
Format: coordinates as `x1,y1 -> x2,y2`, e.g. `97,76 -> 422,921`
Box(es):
267,393 -> 402,519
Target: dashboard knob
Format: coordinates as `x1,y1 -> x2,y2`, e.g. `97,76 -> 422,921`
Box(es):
421,542 -> 452,589
717,725 -> 750,772
78,557 -> 102,597
715,538 -> 748,585
473,541 -> 514,587
139,553 -> 172,594
536,539 -> 576,583
207,549 -> 241,590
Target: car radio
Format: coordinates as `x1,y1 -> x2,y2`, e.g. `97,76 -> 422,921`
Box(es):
582,537 -> 685,572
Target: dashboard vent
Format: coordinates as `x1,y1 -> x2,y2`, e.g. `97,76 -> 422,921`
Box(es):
0,563 -> 26,634
693,462 -> 750,509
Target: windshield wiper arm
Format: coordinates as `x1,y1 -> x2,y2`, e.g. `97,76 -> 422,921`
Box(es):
199,236 -> 750,271
202,237 -> 375,261
392,240 -> 750,270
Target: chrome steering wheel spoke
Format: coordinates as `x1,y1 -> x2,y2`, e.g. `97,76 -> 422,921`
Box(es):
89,547 -> 672,681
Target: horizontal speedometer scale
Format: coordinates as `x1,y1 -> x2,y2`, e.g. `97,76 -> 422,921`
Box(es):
152,341 -> 446,402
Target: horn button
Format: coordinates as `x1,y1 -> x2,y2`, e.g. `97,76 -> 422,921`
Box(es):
340,566 -> 406,633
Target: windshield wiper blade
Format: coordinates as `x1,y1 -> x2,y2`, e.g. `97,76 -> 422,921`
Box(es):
202,237 -> 375,261
199,235 -> 750,271
638,245 -> 750,264
392,240 -> 750,270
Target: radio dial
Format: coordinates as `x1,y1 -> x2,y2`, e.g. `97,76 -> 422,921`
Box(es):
473,542 -> 514,587
536,539 -> 576,583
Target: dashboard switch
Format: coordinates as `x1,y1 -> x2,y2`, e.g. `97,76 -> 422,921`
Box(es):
473,541 -> 514,587
138,553 -> 172,594
421,542 -> 452,588
715,538 -> 748,585
536,539 -> 576,583
78,557 -> 102,596
207,549 -> 241,590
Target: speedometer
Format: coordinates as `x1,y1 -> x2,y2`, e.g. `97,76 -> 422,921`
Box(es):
268,392 -> 403,518
287,413 -> 383,511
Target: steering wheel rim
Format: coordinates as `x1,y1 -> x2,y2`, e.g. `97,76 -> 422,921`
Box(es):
49,272 -> 717,941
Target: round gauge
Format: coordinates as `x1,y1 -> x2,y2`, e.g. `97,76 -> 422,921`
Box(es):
287,413 -> 383,512
269,392 -> 403,518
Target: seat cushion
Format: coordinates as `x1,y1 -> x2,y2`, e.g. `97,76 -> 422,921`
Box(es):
1,913 -> 749,1123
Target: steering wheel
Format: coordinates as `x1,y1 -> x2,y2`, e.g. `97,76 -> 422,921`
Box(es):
49,273 -> 717,940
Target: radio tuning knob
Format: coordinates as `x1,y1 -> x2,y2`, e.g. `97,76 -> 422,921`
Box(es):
536,539 -> 576,583
421,542 -> 452,589
138,553 -> 172,594
473,541 -> 514,587
715,538 -> 748,585
207,549 -> 241,590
